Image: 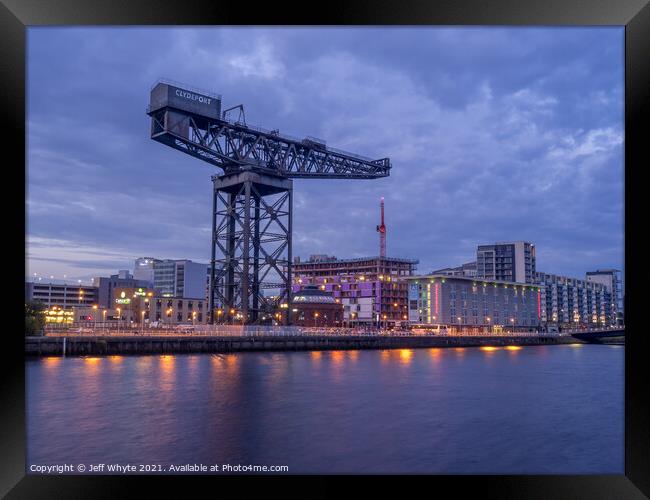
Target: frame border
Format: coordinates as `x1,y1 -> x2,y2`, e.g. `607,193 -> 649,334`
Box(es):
4,0 -> 648,497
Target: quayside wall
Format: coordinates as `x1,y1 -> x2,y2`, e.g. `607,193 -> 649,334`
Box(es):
26,334 -> 581,357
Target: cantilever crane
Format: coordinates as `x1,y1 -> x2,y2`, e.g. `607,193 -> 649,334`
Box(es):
147,80 -> 390,324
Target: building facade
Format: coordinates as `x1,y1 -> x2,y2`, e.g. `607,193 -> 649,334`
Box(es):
586,269 -> 623,325
93,271 -> 151,309
407,275 -> 542,332
133,257 -> 160,284
147,296 -> 208,325
291,255 -> 418,326
476,241 -> 536,284
104,284 -> 208,325
26,280 -> 98,309
535,272 -> 613,328
153,259 -> 209,299
290,285 -> 344,326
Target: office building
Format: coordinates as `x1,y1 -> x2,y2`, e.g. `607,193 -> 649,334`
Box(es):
93,271 -> 151,309
476,241 -> 536,283
406,275 -> 541,332
25,280 -> 98,309
153,259 -> 209,299
133,257 -> 160,284
535,271 -> 613,328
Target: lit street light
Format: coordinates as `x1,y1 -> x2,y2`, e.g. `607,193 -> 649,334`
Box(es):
92,304 -> 98,331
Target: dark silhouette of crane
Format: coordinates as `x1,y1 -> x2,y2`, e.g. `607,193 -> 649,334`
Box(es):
147,80 -> 390,324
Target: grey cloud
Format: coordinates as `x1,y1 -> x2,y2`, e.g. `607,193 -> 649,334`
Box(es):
26,27 -> 624,282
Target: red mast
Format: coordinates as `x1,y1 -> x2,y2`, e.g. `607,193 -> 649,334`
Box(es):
376,197 -> 386,258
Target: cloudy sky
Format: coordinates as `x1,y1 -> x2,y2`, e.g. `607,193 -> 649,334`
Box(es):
26,27 -> 624,283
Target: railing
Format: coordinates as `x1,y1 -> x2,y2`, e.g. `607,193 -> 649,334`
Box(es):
43,324 -> 559,338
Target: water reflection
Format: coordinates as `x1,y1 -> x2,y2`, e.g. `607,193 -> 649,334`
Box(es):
26,346 -> 624,474
399,349 -> 413,364
330,351 -> 344,365
42,357 -> 62,370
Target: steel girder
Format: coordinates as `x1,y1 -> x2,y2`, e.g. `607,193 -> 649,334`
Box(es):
208,171 -> 292,324
148,108 -> 390,179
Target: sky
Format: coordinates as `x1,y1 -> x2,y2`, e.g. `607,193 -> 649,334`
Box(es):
26,27 -> 624,284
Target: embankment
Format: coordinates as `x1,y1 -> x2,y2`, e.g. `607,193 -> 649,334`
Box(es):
26,334 -> 581,356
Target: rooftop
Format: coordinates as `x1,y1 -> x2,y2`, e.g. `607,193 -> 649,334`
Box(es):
409,274 -> 535,288
296,255 -> 419,265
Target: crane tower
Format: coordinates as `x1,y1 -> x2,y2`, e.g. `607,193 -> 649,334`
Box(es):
147,80 -> 390,324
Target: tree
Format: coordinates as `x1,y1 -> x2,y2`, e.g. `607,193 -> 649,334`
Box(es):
25,301 -> 47,336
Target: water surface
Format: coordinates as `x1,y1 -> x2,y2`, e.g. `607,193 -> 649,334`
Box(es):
27,344 -> 624,474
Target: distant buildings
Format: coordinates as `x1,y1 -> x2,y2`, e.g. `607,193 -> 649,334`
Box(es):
586,269 -> 623,325
27,238 -> 622,330
292,255 -> 418,326
152,259 -> 208,299
25,280 -> 98,309
426,241 -> 622,330
93,271 -> 150,309
133,257 -> 160,284
535,271 -> 613,328
431,261 -> 477,278
407,275 -> 541,332
476,241 -> 536,284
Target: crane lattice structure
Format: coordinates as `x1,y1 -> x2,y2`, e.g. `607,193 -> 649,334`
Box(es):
147,80 -> 390,324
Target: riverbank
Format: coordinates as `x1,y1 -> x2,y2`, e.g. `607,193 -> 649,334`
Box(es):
25,334 -> 585,356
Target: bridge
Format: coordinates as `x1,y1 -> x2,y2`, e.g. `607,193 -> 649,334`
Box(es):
567,328 -> 625,344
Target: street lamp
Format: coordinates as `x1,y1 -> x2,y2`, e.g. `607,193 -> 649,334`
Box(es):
457,316 -> 462,334
192,311 -> 197,326
486,317 -> 491,333
92,304 -> 98,331
510,317 -> 515,334
141,310 -> 146,335
102,309 -> 107,333
116,307 -> 121,335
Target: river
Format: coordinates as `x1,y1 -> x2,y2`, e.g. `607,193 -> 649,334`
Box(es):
26,344 -> 623,474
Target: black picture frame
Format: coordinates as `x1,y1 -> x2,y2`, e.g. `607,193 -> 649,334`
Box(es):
3,0 -> 648,497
